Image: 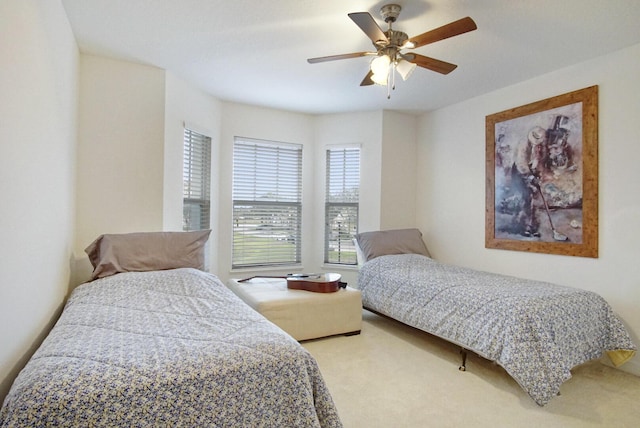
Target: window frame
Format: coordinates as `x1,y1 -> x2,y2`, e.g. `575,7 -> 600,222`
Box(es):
182,127 -> 211,232
232,137 -> 303,269
324,145 -> 361,265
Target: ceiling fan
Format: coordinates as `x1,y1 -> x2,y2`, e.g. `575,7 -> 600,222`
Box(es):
307,4 -> 477,97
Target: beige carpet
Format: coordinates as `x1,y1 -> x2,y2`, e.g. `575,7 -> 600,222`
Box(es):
302,310 -> 640,428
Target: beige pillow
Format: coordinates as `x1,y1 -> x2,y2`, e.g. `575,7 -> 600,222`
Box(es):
354,228 -> 430,262
85,230 -> 211,280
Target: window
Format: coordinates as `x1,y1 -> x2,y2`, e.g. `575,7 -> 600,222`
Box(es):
325,146 -> 360,265
182,128 -> 211,231
232,137 -> 302,268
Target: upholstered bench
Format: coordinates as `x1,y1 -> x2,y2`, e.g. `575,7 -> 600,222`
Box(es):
227,277 -> 362,341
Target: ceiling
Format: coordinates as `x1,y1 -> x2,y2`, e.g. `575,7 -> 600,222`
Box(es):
61,0 -> 640,115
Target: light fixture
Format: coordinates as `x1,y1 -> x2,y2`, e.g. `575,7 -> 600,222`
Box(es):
370,54 -> 391,85
369,51 -> 417,98
395,59 -> 416,81
401,40 -> 416,49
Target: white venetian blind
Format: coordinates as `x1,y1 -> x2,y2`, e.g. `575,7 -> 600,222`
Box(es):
183,128 -> 211,231
325,146 -> 360,265
232,137 -> 302,268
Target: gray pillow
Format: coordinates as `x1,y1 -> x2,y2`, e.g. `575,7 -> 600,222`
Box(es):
354,228 -> 430,262
85,230 -> 211,280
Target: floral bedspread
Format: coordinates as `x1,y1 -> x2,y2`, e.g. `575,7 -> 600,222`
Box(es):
357,254 -> 636,406
0,268 -> 342,427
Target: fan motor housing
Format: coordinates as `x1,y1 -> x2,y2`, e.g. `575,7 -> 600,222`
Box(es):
387,30 -> 408,46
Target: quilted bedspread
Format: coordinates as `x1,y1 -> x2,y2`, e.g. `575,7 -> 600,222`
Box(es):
0,268 -> 342,427
357,254 -> 636,406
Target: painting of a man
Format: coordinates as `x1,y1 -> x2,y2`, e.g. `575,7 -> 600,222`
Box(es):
494,103 -> 583,243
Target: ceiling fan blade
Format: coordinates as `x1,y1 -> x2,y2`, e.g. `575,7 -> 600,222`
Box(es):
408,17 -> 477,48
307,52 -> 373,64
360,70 -> 374,86
348,12 -> 389,45
404,53 -> 458,75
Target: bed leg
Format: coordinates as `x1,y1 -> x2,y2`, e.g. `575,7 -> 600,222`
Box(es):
459,349 -> 467,371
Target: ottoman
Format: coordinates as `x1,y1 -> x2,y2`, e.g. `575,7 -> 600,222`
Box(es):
227,277 -> 362,341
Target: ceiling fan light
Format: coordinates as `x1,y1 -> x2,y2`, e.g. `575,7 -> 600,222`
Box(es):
396,59 -> 417,81
371,72 -> 388,86
402,40 -> 416,49
370,55 -> 391,75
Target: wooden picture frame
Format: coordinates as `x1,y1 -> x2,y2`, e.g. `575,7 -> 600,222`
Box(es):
485,86 -> 598,257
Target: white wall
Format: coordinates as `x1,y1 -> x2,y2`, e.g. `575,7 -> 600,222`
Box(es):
75,55 -> 166,258
314,111 -> 384,231
313,111 -> 383,285
311,110 -> 418,285
163,73 -> 222,272
0,0 -> 78,402
380,111 -> 418,230
416,42 -> 640,375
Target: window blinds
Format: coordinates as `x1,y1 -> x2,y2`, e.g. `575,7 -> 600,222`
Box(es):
183,128 -> 211,231
232,138 -> 302,268
325,147 -> 360,265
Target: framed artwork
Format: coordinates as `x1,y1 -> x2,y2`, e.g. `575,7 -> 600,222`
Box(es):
485,86 -> 598,257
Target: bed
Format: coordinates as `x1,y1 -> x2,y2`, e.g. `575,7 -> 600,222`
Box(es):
0,231 -> 342,427
354,229 -> 636,406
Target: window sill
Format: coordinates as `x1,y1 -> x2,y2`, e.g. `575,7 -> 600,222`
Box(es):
321,263 -> 359,271
229,265 -> 303,275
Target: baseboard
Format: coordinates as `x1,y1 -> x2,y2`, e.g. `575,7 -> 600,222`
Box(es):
619,355 -> 640,376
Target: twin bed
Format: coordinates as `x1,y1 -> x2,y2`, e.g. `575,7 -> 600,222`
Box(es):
0,231 -> 342,427
354,228 -> 636,406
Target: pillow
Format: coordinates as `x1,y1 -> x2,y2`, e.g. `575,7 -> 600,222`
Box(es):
354,228 -> 430,262
85,230 -> 211,280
